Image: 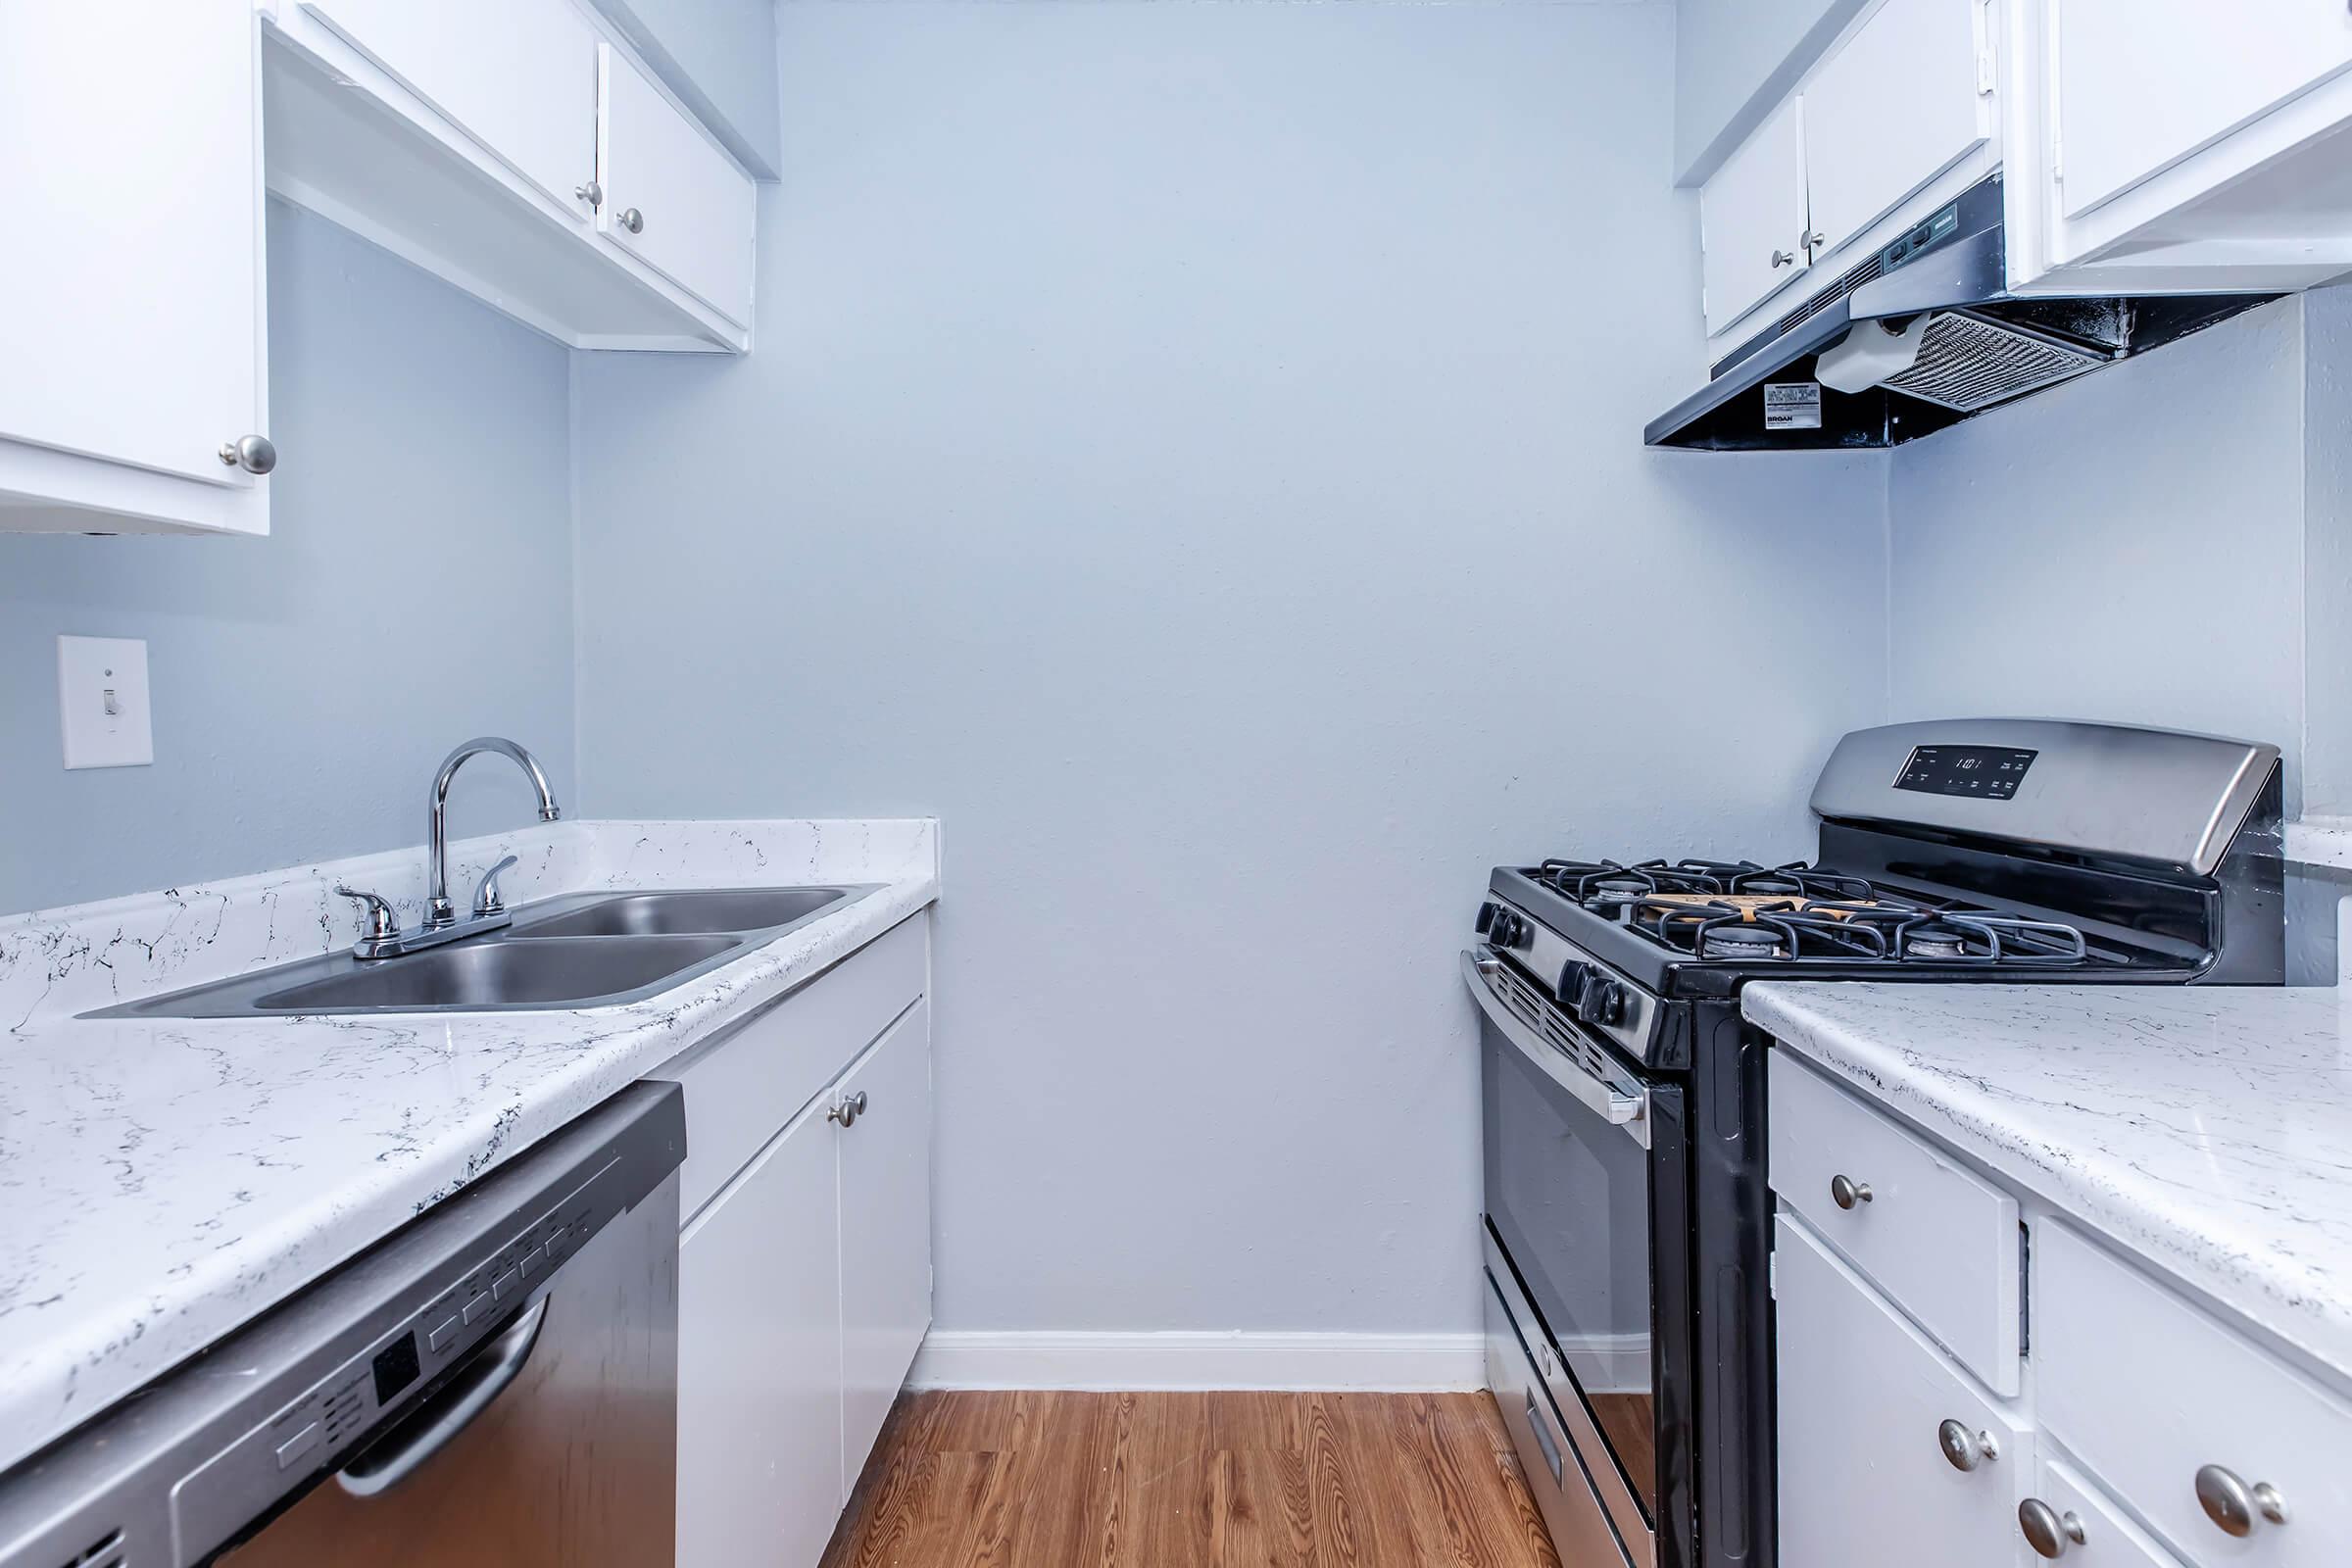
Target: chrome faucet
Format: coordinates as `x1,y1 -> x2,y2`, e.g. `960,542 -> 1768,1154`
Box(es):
336,736 -> 561,959
426,737 -> 562,927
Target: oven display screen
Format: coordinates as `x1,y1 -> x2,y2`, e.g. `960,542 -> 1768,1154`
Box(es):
1894,745 -> 2037,800
371,1331 -> 421,1405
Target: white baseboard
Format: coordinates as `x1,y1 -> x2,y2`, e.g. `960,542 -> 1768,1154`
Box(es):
906,1330 -> 1487,1393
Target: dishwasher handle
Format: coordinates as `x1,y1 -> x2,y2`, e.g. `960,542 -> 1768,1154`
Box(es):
335,1296 -> 550,1497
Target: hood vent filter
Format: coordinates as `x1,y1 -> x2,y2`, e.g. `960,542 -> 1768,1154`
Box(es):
1879,311 -> 2111,412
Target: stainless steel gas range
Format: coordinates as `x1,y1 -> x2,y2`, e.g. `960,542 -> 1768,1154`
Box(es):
1467,719 -> 2284,1568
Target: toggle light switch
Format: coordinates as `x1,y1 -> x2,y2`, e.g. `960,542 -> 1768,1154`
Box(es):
58,635 -> 154,769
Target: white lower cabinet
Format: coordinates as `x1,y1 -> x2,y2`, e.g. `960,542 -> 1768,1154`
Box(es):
677,1095 -> 845,1568
660,914 -> 932,1567
1774,1214 -> 2030,1568
2028,1457 -> 2190,1568
837,999 -> 935,1486
1768,1048 -> 2352,1568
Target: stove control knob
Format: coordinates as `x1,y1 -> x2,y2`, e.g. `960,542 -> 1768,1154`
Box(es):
1476,902 -> 1501,938
1578,977 -> 1627,1028
1557,959 -> 1592,1007
1488,909 -> 1527,950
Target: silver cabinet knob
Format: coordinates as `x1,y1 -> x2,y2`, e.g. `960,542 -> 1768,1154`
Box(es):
2195,1464 -> 2289,1536
828,1089 -> 868,1127
617,207 -> 645,234
1804,230 -> 1828,249
219,434 -> 276,474
2019,1498 -> 2086,1558
1831,1173 -> 1874,1210
1937,1419 -> 1996,1472
1771,248 -> 1796,268
574,178 -> 603,208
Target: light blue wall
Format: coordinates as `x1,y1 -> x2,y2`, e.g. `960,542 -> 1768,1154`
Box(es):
590,0 -> 780,176
1675,0 -> 1869,183
1886,298 -> 2307,812
0,204 -> 576,915
571,0 -> 1889,1335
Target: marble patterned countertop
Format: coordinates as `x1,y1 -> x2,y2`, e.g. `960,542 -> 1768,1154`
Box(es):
1744,982 -> 2352,1385
0,819 -> 938,1475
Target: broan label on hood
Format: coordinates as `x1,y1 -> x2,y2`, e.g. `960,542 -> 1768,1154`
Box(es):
1762,381 -> 1823,430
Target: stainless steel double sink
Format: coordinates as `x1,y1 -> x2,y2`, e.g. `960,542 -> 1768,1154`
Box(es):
88,886 -> 879,1019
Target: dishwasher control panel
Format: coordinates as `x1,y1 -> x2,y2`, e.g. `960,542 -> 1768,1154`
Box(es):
171,1154 -> 632,1560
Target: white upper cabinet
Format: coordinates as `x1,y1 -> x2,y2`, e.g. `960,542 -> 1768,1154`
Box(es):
264,0 -> 756,352
300,0 -> 600,214
2052,0 -> 2352,221
1700,97 -> 1812,341
2007,0 -> 2352,290
1803,0 -> 1993,261
0,0 -> 270,535
596,44 -> 758,329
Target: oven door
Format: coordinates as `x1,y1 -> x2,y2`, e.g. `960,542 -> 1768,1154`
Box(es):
1466,946 -> 1669,1566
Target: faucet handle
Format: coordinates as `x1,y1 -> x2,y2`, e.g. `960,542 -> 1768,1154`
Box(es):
472,855 -> 520,917
334,886 -> 400,942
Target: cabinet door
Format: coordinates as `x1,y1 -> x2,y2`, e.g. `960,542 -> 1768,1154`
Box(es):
301,0 -> 600,214
2025,1458 -> 2192,1568
2055,0 -> 2352,220
596,43 -> 757,327
1700,96 -> 1811,341
836,1000 -> 933,1490
1803,0 -> 1991,258
1774,1216 -> 2032,1568
0,1 -> 264,491
676,1100 -> 843,1568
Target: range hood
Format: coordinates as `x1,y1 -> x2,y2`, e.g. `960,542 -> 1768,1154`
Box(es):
1645,177 -> 2278,451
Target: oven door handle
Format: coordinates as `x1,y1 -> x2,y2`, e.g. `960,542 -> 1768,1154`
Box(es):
1462,948 -> 1650,1148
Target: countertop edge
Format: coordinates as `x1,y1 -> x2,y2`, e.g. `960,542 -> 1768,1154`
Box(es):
1741,981 -> 2352,1394
0,871 -> 938,1477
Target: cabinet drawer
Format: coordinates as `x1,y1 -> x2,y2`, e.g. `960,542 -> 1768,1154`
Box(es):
1769,1051 -> 2022,1393
1774,1215 -> 2031,1568
651,913 -> 925,1221
2027,1456 -> 2191,1568
2036,1222 -> 2351,1568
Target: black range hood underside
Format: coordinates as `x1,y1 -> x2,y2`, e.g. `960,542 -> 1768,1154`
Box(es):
1644,179 -> 2278,451
1651,293 -> 2273,450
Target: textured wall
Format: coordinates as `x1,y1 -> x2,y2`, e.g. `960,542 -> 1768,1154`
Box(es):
571,0 -> 1888,1336
0,204 -> 576,914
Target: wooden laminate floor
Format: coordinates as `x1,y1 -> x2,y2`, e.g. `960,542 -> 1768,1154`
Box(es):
820,1390 -> 1567,1568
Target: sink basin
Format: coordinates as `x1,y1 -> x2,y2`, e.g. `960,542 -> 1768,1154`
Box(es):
251,935 -> 739,1013
513,888 -> 849,938
83,882 -> 882,1019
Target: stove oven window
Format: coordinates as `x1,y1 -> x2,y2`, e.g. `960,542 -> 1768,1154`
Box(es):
1482,1024 -> 1657,1523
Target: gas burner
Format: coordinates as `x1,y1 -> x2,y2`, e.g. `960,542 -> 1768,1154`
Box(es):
1537,858 -> 1729,907
1699,923 -> 1786,960
1890,914 -> 2089,964
1724,863 -> 1880,902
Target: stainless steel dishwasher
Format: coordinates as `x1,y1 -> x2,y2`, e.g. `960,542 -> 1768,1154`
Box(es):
0,1081 -> 686,1568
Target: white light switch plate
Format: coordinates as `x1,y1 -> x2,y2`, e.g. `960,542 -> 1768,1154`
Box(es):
58,635 -> 154,769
